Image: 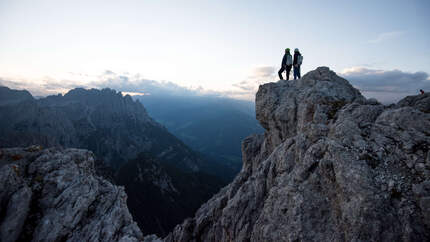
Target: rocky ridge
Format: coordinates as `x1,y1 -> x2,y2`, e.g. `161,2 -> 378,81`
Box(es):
0,87 -> 202,171
0,146 -> 143,242
166,67 -> 430,241
0,86 -> 226,236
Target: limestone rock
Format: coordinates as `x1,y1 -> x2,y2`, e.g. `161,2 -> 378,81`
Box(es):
166,67 -> 430,241
397,92 -> 430,113
0,146 -> 143,242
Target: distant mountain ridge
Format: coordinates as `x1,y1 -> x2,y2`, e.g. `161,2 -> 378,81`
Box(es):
0,86 -> 226,236
0,86 -> 33,105
1,86 -> 197,170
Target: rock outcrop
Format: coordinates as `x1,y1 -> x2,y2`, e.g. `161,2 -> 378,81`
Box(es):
397,92 -> 430,113
0,146 -> 143,242
166,67 -> 430,241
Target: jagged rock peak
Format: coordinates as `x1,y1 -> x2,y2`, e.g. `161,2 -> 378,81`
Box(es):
0,146 -> 143,242
166,67 -> 430,241
0,86 -> 34,105
256,66 -> 367,148
48,87 -> 149,115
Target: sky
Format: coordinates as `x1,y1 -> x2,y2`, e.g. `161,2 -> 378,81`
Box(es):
0,0 -> 429,103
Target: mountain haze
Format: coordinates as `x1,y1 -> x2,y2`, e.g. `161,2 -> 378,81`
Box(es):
0,86 -> 226,236
137,95 -> 264,179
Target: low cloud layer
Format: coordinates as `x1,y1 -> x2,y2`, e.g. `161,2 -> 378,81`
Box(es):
230,66 -> 430,103
232,66 -> 277,100
0,77 -> 80,97
91,70 -> 202,97
2,66 -> 429,104
342,67 -> 430,103
0,71 -> 220,98
0,66 -> 277,101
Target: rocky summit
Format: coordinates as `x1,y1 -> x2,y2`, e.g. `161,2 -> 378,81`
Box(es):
166,67 -> 430,241
0,146 -> 143,242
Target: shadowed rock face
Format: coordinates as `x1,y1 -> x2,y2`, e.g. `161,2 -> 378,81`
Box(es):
165,67 -> 430,242
0,146 -> 143,242
0,86 -> 227,237
0,87 -> 203,171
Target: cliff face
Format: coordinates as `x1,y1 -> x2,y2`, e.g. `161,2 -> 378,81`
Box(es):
0,87 -> 202,171
166,67 -> 430,241
0,146 -> 143,242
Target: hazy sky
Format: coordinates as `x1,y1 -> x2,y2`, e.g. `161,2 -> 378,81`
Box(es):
1,0 -> 429,102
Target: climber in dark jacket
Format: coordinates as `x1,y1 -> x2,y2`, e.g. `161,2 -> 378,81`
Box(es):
293,48 -> 303,80
278,48 -> 293,80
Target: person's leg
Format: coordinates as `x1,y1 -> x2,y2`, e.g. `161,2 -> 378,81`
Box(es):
278,67 -> 285,80
298,66 -> 301,79
286,65 -> 292,80
293,66 -> 298,80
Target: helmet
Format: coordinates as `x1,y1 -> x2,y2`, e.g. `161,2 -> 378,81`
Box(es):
285,48 -> 290,52
294,48 -> 299,52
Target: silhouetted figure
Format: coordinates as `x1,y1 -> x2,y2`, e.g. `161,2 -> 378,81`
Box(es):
278,48 -> 293,80
420,89 -> 425,95
293,48 -> 303,80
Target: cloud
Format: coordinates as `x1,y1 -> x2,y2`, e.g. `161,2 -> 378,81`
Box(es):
3,66 -> 428,104
232,65 -> 277,100
250,66 -> 275,78
103,70 -> 116,75
368,31 -> 404,44
90,71 -> 203,97
341,67 -> 430,103
93,66 -> 278,101
0,71 -> 218,98
0,77 -> 78,97
0,66 -> 278,101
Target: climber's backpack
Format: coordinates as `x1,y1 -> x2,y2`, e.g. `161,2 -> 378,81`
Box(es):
286,55 -> 293,65
297,55 -> 303,65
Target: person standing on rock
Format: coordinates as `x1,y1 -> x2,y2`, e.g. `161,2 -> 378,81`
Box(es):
293,48 -> 303,80
278,48 -> 293,80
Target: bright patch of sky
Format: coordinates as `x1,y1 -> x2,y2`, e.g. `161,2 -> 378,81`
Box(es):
0,0 -> 429,101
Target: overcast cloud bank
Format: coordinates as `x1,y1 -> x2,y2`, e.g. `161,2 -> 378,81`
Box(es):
341,67 -> 430,103
1,67 -> 428,104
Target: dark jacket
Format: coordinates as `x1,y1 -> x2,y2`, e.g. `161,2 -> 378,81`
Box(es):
281,54 -> 292,67
293,52 -> 302,65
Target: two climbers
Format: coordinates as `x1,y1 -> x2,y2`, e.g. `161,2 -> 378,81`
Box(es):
278,48 -> 303,80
